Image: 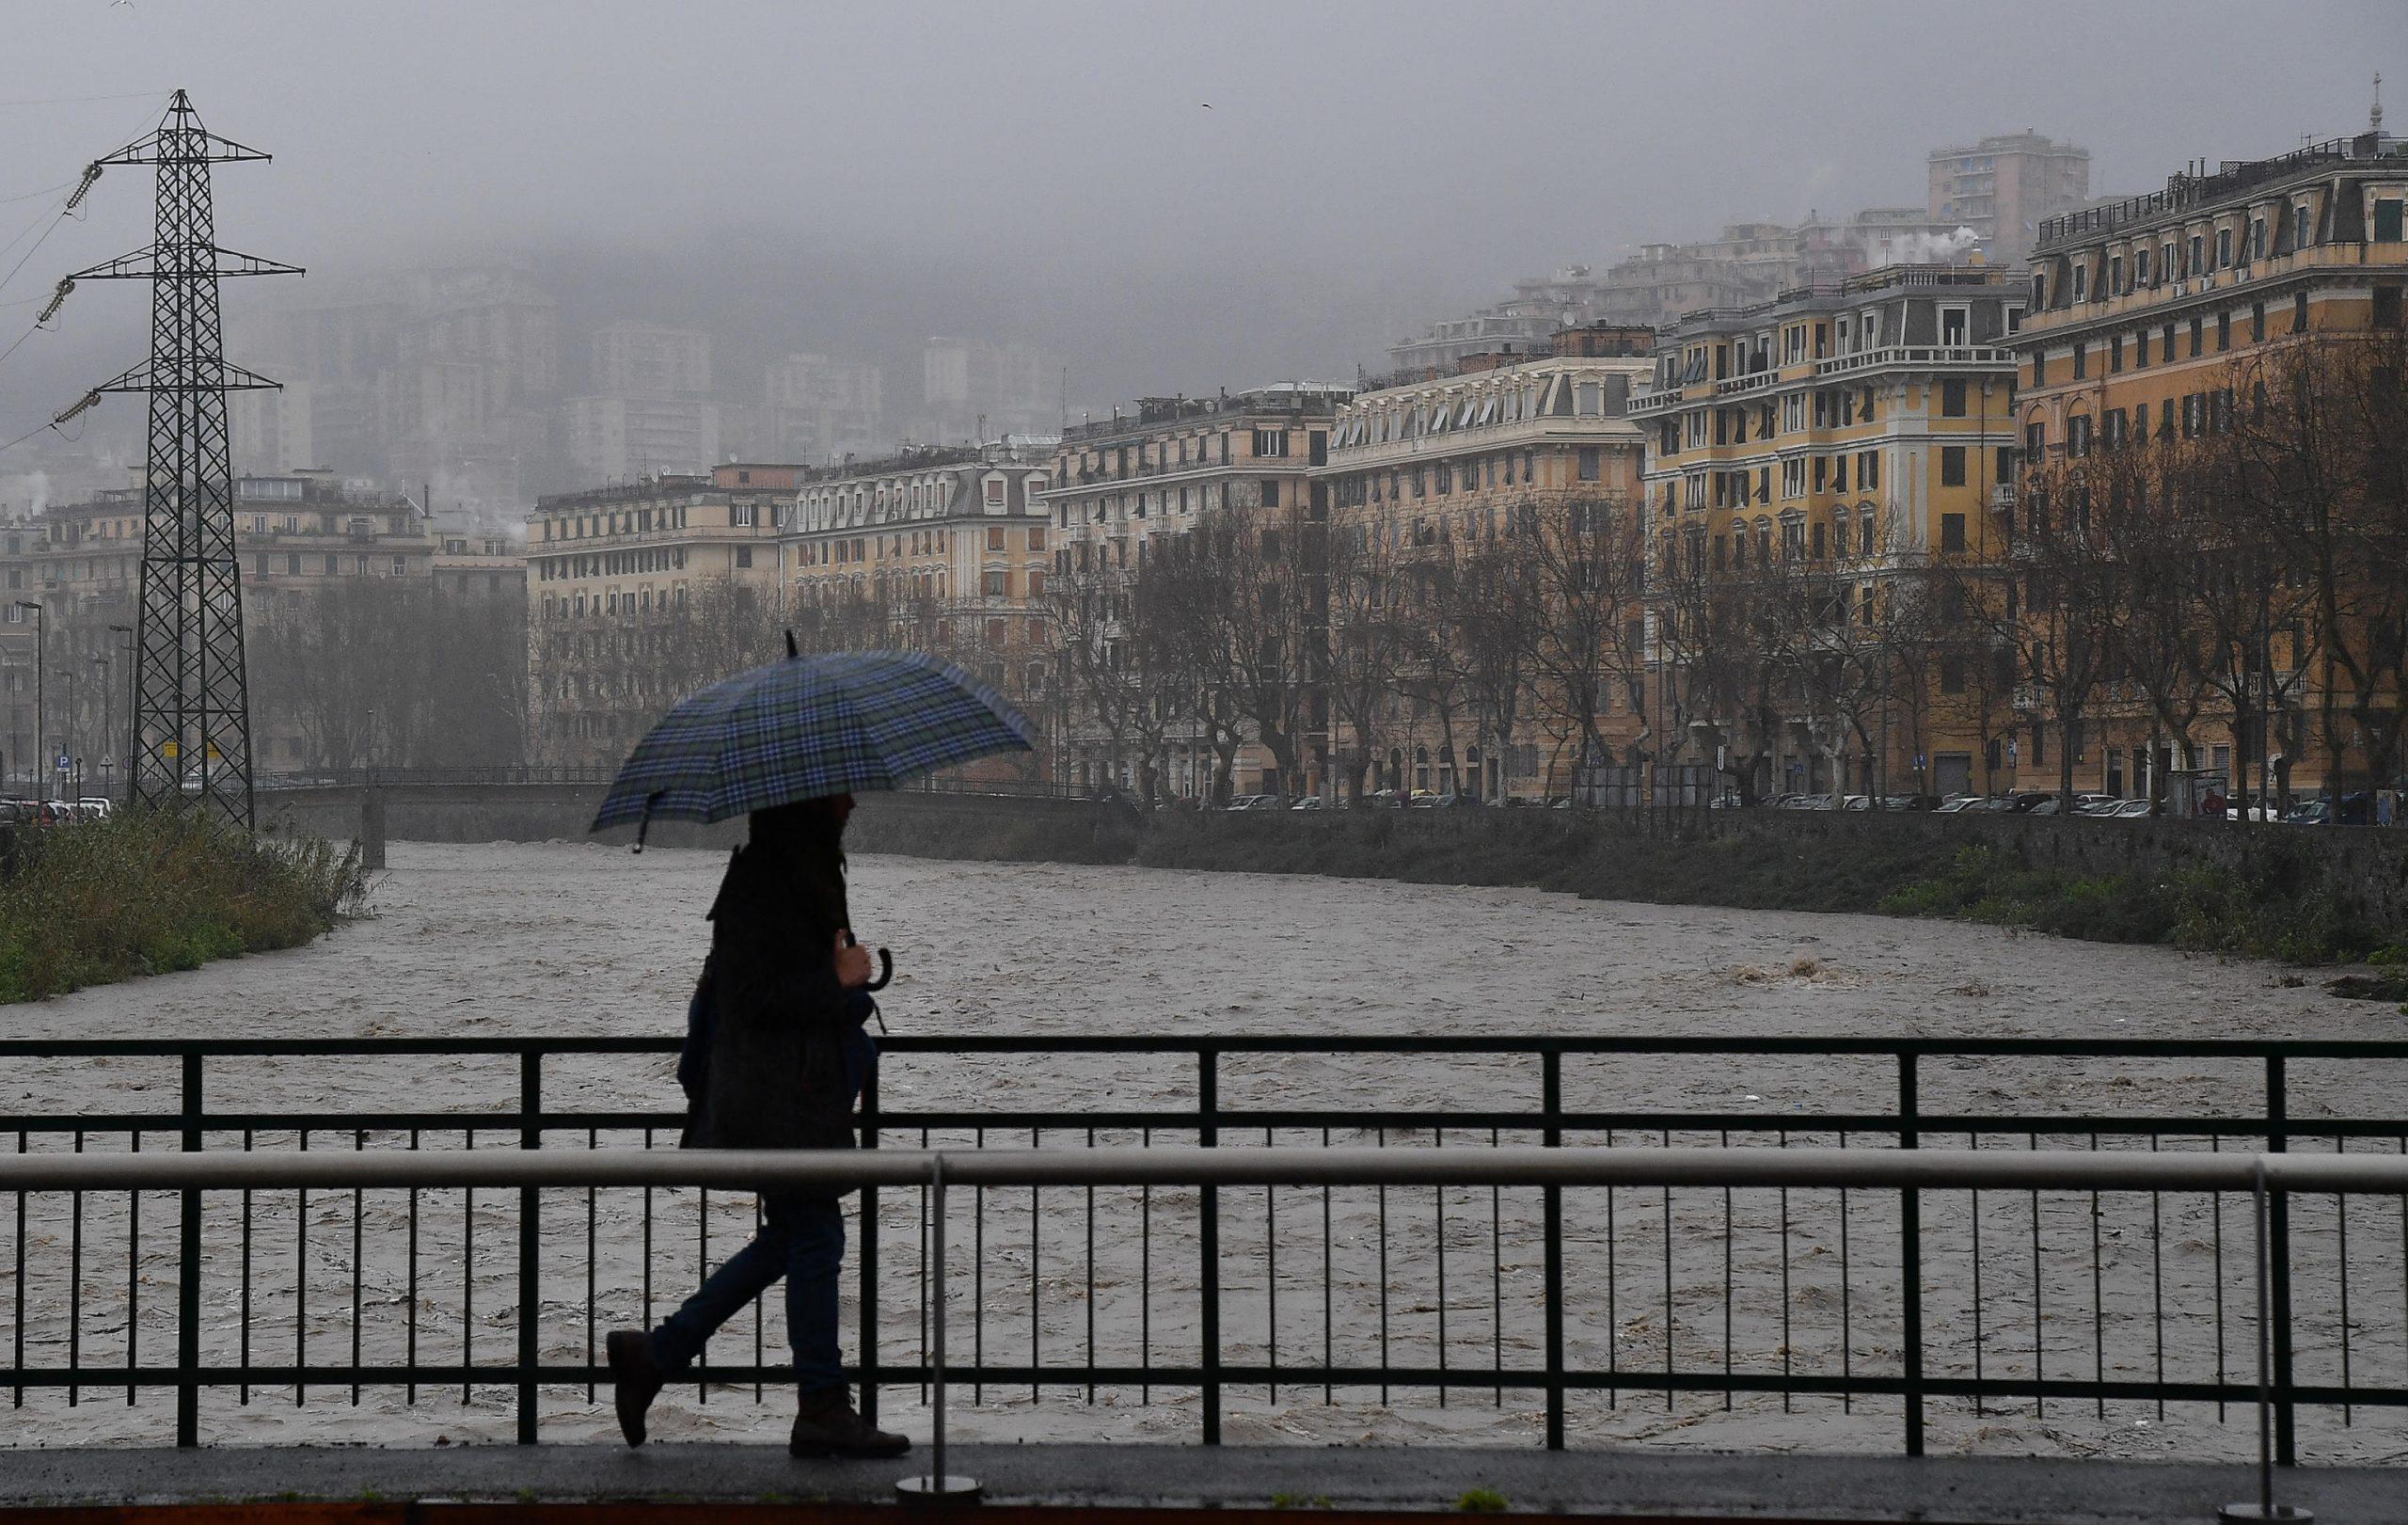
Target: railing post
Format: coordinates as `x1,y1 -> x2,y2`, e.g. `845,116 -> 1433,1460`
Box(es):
1198,1045 -> 1221,1445
1897,1052 -> 1925,1457
517,1050 -> 541,1444
1542,1048 -> 1564,1451
175,1052 -> 202,1448
2264,1056 -> 2295,1467
859,1058 -> 880,1427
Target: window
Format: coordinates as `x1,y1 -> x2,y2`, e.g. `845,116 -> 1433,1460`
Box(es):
2294,290 -> 2310,332
2216,227 -> 2232,268
1027,525 -> 1046,551
1941,378 -> 1968,417
2293,203 -> 2312,249
2072,342 -> 2087,378
2109,334 -> 2123,373
2251,301 -> 2265,342
1260,478 -> 1281,507
2217,310 -> 2231,351
984,478 -> 1005,506
1813,456 -> 1828,492
390,557 -> 406,576
1941,447 -> 1967,487
735,547 -> 752,568
1859,451 -> 1879,490
2190,316 -> 2204,357
2135,328 -> 2149,367
986,526 -> 1006,550
2031,350 -> 2046,386
1810,520 -> 1826,559
2071,263 -> 2087,302
731,503 -> 756,528
1576,446 -> 1601,482
2375,199 -> 2404,243
1940,306 -> 1968,345
2188,233 -> 2203,277
982,569 -> 1007,597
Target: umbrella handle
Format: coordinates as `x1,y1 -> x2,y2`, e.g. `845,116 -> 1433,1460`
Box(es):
842,929 -> 895,992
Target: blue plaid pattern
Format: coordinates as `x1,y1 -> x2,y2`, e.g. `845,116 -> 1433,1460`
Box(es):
589,650 -> 1038,832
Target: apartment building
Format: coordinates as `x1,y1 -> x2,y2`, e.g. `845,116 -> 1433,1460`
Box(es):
785,442 -> 1054,770
524,465 -> 791,762
1387,266 -> 1608,374
1326,332 -> 1653,802
1636,265 -> 2025,800
1,472 -> 439,785
1928,132 -> 2091,265
1041,386 -> 1349,800
2013,121 -> 2407,801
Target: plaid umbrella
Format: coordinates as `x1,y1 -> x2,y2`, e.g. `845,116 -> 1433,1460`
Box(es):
589,648 -> 1037,837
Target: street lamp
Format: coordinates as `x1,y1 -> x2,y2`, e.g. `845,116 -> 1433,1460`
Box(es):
12,601 -> 41,798
88,656 -> 111,802
108,625 -> 134,807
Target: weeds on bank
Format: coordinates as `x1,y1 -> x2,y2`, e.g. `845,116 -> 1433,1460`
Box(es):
1878,844 -> 2391,963
0,809 -> 370,1002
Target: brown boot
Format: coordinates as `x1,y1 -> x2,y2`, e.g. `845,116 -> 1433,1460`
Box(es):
788,1390 -> 911,1459
606,1328 -> 666,1446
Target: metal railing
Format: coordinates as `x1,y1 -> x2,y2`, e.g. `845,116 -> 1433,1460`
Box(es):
4,1035 -> 2406,1466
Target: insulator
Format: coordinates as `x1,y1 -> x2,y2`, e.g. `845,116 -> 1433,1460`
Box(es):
53,390 -> 101,425
64,163 -> 102,211
36,278 -> 72,326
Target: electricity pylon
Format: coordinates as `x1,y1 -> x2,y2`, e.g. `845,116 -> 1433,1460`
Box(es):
66,90 -> 299,828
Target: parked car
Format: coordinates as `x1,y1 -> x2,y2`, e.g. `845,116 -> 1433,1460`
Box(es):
1932,795 -> 1981,814
1841,795 -> 1875,811
2282,798 -> 2331,825
2110,799 -> 2157,818
1408,790 -> 1466,808
1879,794 -> 1941,811
1290,795 -> 1325,811
1546,795 -> 1574,809
1225,794 -> 1282,812
0,799 -> 36,826
2073,798 -> 2124,817
1362,788 -> 1407,809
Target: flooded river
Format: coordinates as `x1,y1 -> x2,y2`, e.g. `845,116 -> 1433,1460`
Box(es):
5,841 -> 2402,1464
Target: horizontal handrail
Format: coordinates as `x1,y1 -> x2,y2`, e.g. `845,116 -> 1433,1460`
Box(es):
5,1145 -> 2405,1195
8,1034 -> 2408,1058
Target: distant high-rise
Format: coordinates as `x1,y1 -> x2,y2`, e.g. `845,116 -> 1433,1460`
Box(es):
765,353 -> 888,464
919,337 -> 1057,443
592,322 -> 712,399
1927,131 -> 2091,265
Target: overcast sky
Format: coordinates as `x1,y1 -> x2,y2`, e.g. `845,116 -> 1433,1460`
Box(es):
3,0 -> 2401,447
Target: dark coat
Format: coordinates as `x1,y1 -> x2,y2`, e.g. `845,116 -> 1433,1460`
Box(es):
680,804 -> 859,1154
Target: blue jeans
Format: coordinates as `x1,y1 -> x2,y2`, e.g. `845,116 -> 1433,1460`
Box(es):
651,1193 -> 846,1396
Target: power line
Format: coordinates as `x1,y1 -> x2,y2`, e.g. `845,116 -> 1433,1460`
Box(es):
0,90 -> 172,109
0,179 -> 75,205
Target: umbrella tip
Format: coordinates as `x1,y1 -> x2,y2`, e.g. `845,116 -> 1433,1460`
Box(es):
785,629 -> 799,659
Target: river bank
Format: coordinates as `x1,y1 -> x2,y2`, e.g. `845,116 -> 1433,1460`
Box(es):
0,811 -> 367,1002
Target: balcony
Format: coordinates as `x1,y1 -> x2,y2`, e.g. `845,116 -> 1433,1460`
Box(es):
1988,484 -> 2016,514
1813,344 -> 2016,379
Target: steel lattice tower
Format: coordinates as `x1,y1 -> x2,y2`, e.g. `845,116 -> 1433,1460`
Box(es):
71,91 -> 298,828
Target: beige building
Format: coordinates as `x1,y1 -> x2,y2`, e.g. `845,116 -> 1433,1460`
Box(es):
2,471 -> 439,787
525,464 -> 793,763
785,442 -> 1056,773
1324,336 -> 1652,802
1042,387 -> 1350,801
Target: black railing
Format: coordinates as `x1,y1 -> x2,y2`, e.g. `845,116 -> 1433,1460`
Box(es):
5,1035 -> 2406,1456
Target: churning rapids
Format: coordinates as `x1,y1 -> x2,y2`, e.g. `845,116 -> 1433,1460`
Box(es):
5,841 -> 2402,1463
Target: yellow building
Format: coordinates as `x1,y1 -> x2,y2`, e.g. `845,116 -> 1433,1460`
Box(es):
1324,337 -> 1653,801
1636,265 -> 2025,801
2014,120 -> 2407,803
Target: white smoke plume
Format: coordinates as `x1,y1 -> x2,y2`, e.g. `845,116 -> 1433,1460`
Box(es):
1874,227 -> 1982,264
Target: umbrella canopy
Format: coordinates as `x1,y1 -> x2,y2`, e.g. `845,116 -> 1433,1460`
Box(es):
590,649 -> 1037,834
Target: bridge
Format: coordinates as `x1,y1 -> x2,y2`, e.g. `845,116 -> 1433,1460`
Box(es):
5,1032 -> 2405,1519
249,768 -> 1137,865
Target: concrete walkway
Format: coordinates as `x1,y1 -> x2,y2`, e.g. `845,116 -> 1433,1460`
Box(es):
0,1444 -> 2396,1521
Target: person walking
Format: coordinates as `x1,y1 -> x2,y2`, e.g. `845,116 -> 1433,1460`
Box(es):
605,792 -> 907,1459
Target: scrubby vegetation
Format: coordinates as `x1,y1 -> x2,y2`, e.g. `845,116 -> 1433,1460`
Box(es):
0,811 -> 368,1002
1876,843 -> 2394,964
